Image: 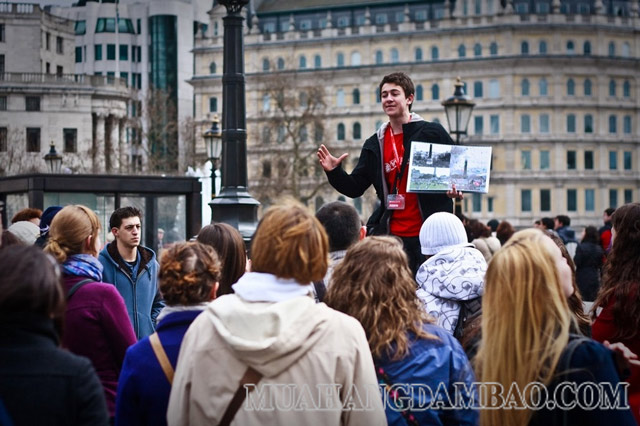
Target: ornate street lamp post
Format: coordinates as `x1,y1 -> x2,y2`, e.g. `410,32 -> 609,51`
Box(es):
442,77 -> 476,144
203,114 -> 222,198
210,0 -> 260,242
43,141 -> 63,173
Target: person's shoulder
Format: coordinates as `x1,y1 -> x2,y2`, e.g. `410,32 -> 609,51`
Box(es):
564,337 -> 612,370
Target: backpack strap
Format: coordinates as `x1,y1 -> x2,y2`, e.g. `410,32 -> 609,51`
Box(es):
149,332 -> 174,384
561,334 -> 590,426
218,367 -> 263,426
66,278 -> 94,300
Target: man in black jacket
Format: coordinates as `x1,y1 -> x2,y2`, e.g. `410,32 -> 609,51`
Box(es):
318,72 -> 462,275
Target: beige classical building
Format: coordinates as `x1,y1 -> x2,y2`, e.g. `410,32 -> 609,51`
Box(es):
0,2 -> 130,175
194,0 -> 640,227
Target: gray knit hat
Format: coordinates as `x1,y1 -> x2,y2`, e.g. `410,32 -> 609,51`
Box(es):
7,221 -> 40,245
419,212 -> 470,255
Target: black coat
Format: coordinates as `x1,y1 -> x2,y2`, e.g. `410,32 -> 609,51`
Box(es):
326,119 -> 454,234
0,313 -> 109,426
574,241 -> 604,302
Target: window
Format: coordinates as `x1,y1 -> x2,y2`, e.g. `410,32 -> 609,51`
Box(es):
26,96 -> 40,112
566,40 -> 575,54
540,114 -> 549,133
583,41 -> 591,55
584,151 -> 594,169
540,189 -> 551,212
277,57 -> 285,70
26,128 -> 40,152
137,18 -> 141,34
0,23 -> 4,42
431,84 -> 439,100
624,151 -> 632,170
567,189 -> 577,212
93,44 -> 102,61
474,81 -> 483,98
609,151 -> 618,170
609,115 -> 617,133
521,115 -> 531,133
262,94 -> 270,111
337,123 -> 345,140
352,88 -> 360,105
0,96 -> 5,111
609,79 -> 616,97
336,89 -> 345,107
314,124 -> 323,143
585,189 -> 595,211
375,13 -> 388,25
56,66 -> 63,76
474,43 -> 482,57
584,79 -> 592,96
539,78 -> 548,96
63,128 -> 77,153
521,190 -> 532,212
472,193 -> 482,212
567,114 -> 576,133
540,150 -> 550,170
567,150 -> 576,169
489,79 -> 500,98
299,125 -> 308,143
624,116 -> 632,134
209,97 -> 217,113
474,116 -> 483,135
521,150 -> 532,169
390,48 -> 399,63
375,50 -> 383,64
458,44 -> 466,58
353,122 -> 361,139
487,197 -> 494,212
521,41 -> 529,55
336,53 -> 345,67
624,189 -> 633,204
107,44 -> 116,60
490,115 -> 500,134
431,46 -> 439,60
262,58 -> 270,71
351,52 -> 360,66
314,55 -> 321,68
538,40 -> 547,54
623,80 -> 631,98
119,44 -> 128,61
584,114 -> 593,133
45,32 -> 50,50
209,62 -> 216,74
75,46 -> 82,63
276,125 -> 285,144
299,55 -> 307,69
521,79 -> 530,96
0,127 -> 6,152
414,47 -> 423,61
56,36 -> 63,54
416,85 -> 423,101
622,42 -> 630,58
609,189 -> 618,208
608,41 -> 616,57
567,79 -> 575,96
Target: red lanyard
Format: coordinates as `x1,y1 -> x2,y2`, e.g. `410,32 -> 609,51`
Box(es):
389,125 -> 401,167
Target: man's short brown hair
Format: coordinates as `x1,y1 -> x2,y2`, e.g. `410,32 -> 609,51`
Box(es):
379,72 -> 415,111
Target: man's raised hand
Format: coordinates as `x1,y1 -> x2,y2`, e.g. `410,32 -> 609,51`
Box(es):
317,144 -> 349,172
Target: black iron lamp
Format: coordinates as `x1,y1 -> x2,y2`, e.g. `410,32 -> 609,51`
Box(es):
43,141 -> 63,173
442,77 -> 476,144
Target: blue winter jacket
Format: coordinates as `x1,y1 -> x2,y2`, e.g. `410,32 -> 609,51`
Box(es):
115,310 -> 202,426
99,242 -> 164,339
376,323 -> 478,425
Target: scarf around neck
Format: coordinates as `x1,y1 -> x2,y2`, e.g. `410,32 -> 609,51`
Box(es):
62,254 -> 103,282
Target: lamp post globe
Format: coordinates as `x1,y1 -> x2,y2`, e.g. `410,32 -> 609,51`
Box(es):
442,77 -> 476,144
43,141 -> 63,174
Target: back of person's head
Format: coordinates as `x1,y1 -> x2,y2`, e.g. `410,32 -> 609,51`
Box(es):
11,208 -> 42,224
7,221 -> 40,245
555,215 -> 570,227
251,201 -> 328,284
325,236 -> 433,360
0,245 -> 65,327
45,205 -> 101,263
159,241 -> 220,306
486,219 -> 499,232
37,206 -> 63,245
109,206 -> 142,230
495,220 -> 515,245
315,201 -> 361,252
604,207 -> 616,217
196,223 -> 246,296
479,228 -> 574,425
541,217 -> 554,230
419,212 -> 469,255
379,72 -> 415,109
468,219 -> 490,239
582,225 -> 599,244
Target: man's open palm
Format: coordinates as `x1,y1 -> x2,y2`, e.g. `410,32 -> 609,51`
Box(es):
317,144 -> 349,171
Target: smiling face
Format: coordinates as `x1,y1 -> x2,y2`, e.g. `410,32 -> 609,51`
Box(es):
112,216 -> 141,250
380,82 -> 413,120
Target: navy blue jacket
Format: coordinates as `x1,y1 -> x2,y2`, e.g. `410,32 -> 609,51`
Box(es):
99,242 -> 164,339
115,309 -> 203,426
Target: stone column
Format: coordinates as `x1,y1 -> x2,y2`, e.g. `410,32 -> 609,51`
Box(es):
94,113 -> 106,173
119,118 -> 127,173
109,115 -> 120,172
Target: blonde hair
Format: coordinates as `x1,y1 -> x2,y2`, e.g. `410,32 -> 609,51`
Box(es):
325,236 -> 435,360
44,205 -> 101,263
251,201 -> 328,283
477,228 -> 575,426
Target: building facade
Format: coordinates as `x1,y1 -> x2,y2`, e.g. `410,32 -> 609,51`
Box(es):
192,0 -> 640,227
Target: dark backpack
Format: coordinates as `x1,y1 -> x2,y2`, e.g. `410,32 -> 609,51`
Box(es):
453,297 -> 482,340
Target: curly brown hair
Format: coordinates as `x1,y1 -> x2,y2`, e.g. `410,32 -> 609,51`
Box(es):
158,242 -> 220,306
324,236 -> 435,361
593,202 -> 640,339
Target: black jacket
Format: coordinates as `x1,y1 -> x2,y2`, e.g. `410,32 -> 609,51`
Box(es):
574,241 -> 604,302
326,117 -> 454,234
0,313 -> 109,425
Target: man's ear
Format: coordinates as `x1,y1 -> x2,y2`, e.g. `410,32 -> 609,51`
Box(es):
111,227 -> 118,238
359,225 -> 367,241
210,282 -> 220,301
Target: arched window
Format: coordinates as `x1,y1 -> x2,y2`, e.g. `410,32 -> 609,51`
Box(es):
262,58 -> 270,71
415,47 -> 423,61
474,43 -> 482,57
458,44 -> 466,58
390,48 -> 399,63
608,41 -> 616,57
209,62 -> 216,74
431,83 -> 440,100
375,50 -> 383,64
583,41 -> 591,56
521,78 -> 530,96
351,51 -> 361,66
538,40 -> 547,54
337,123 -> 345,140
623,80 -> 631,98
567,78 -> 575,96
566,41 -> 575,54
489,42 -> 498,55
416,84 -> 423,101
622,42 -> 630,58
431,46 -> 439,60
566,114 -> 576,133
299,55 -> 307,69
539,78 -> 548,96
314,54 -> 322,68
609,115 -> 617,133
352,88 -> 360,105
277,57 -> 285,70
609,79 -> 616,97
521,41 -> 529,55
584,79 -> 592,96
353,122 -> 361,139
336,89 -> 345,107
336,52 -> 345,67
